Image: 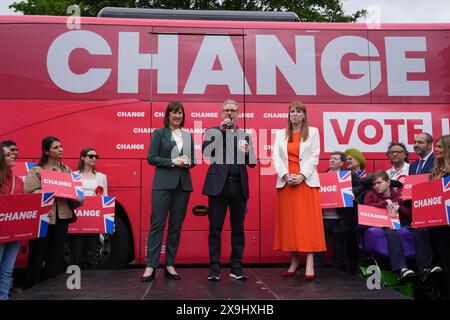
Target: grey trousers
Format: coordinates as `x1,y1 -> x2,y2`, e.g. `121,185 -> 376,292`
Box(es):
145,184 -> 190,268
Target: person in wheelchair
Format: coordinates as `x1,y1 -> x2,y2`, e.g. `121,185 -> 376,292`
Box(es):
363,170 -> 441,280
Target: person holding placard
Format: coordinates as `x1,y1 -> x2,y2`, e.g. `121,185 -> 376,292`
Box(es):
363,170 -> 439,280
428,135 -> 450,299
24,136 -> 81,289
69,147 -> 108,269
0,143 -> 24,300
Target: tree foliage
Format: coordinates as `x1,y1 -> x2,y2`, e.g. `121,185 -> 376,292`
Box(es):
10,0 -> 366,22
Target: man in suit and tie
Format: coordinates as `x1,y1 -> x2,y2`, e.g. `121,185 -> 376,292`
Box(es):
409,132 -> 435,175
405,132 -> 442,278
202,99 -> 256,281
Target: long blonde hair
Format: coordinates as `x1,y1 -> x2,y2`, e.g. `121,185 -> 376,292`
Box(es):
285,101 -> 309,142
430,135 -> 450,180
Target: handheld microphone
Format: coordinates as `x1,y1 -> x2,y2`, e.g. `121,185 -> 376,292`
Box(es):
225,114 -> 232,128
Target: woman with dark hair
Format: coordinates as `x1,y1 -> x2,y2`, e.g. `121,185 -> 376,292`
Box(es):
428,135 -> 450,299
141,102 -> 195,282
24,136 -> 81,288
69,147 -> 108,269
0,143 -> 24,300
273,101 -> 325,280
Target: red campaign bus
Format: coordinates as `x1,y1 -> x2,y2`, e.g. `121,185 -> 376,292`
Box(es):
1,11 -> 449,268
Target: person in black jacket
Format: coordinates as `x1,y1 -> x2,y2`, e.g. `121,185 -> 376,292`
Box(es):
141,102 -> 195,282
202,99 -> 256,281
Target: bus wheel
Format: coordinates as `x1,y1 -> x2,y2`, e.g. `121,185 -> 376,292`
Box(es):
65,214 -> 131,269
97,214 -> 131,269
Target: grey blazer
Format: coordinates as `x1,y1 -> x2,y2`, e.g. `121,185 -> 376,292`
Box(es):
148,127 -> 195,191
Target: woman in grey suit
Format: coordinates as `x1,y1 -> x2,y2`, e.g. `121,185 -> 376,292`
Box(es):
141,101 -> 195,282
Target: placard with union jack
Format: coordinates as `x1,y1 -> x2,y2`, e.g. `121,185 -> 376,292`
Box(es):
69,196 -> 116,234
358,205 -> 400,230
0,193 -> 54,243
412,177 -> 450,227
11,161 -> 37,182
41,169 -> 84,200
319,171 -> 354,209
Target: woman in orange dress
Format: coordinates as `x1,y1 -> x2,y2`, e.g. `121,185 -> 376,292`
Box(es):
273,101 -> 326,280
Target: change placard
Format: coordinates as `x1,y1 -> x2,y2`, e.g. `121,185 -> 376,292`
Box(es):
41,169 -> 84,200
68,196 -> 115,234
319,171 -> 353,209
358,204 -> 400,230
412,177 -> 450,227
0,193 -> 55,243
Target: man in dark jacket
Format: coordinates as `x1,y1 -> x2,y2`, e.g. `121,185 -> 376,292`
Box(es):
202,99 -> 256,281
409,132 -> 434,175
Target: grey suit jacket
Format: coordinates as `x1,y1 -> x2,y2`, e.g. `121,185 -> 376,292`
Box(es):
148,127 -> 195,191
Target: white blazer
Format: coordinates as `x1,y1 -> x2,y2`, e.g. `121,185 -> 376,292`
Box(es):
75,170 -> 108,196
272,127 -> 320,188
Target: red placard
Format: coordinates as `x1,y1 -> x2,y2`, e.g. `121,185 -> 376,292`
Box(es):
400,174 -> 429,200
12,162 -> 37,182
40,169 -> 84,200
319,171 -> 354,209
412,177 -> 450,227
358,205 -> 400,230
68,196 -> 115,234
0,193 -> 54,243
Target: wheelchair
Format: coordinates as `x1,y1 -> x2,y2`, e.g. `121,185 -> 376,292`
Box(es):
357,226 -> 443,299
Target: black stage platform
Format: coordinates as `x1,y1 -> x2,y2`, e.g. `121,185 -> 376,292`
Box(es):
12,267 -> 411,300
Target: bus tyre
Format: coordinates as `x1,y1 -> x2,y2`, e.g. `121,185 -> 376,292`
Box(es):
100,214 -> 131,269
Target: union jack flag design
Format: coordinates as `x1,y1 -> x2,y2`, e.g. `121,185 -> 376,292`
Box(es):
445,199 -> 450,225
391,218 -> 401,230
341,187 -> 354,207
338,170 -> 352,182
26,162 -> 37,171
71,172 -> 82,182
442,176 -> 450,193
356,170 -> 367,178
75,186 -> 85,201
41,192 -> 55,207
38,214 -> 50,238
103,213 -> 115,234
102,196 -> 116,208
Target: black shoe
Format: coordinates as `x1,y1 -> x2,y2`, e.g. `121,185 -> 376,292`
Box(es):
141,271 -> 155,282
229,268 -> 248,281
165,268 -> 181,280
399,268 -> 415,280
208,267 -> 220,281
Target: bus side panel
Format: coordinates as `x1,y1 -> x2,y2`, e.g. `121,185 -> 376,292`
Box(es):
368,29 -> 450,104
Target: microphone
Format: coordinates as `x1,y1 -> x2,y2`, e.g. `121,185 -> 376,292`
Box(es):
225,114 -> 232,128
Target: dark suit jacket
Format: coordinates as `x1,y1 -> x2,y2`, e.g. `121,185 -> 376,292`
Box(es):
148,127 -> 195,191
409,153 -> 435,175
202,126 -> 256,199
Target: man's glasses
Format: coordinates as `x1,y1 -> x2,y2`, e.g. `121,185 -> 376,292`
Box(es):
87,154 -> 99,159
388,150 -> 405,155
222,109 -> 238,113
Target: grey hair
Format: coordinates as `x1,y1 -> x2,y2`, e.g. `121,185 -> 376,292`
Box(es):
222,99 -> 239,110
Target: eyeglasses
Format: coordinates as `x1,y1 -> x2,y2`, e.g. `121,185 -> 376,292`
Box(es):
87,154 -> 99,159
222,109 -> 238,113
388,150 -> 405,155
3,153 -> 12,158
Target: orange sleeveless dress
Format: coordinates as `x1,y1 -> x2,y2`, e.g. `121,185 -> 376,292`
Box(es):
274,131 -> 326,252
